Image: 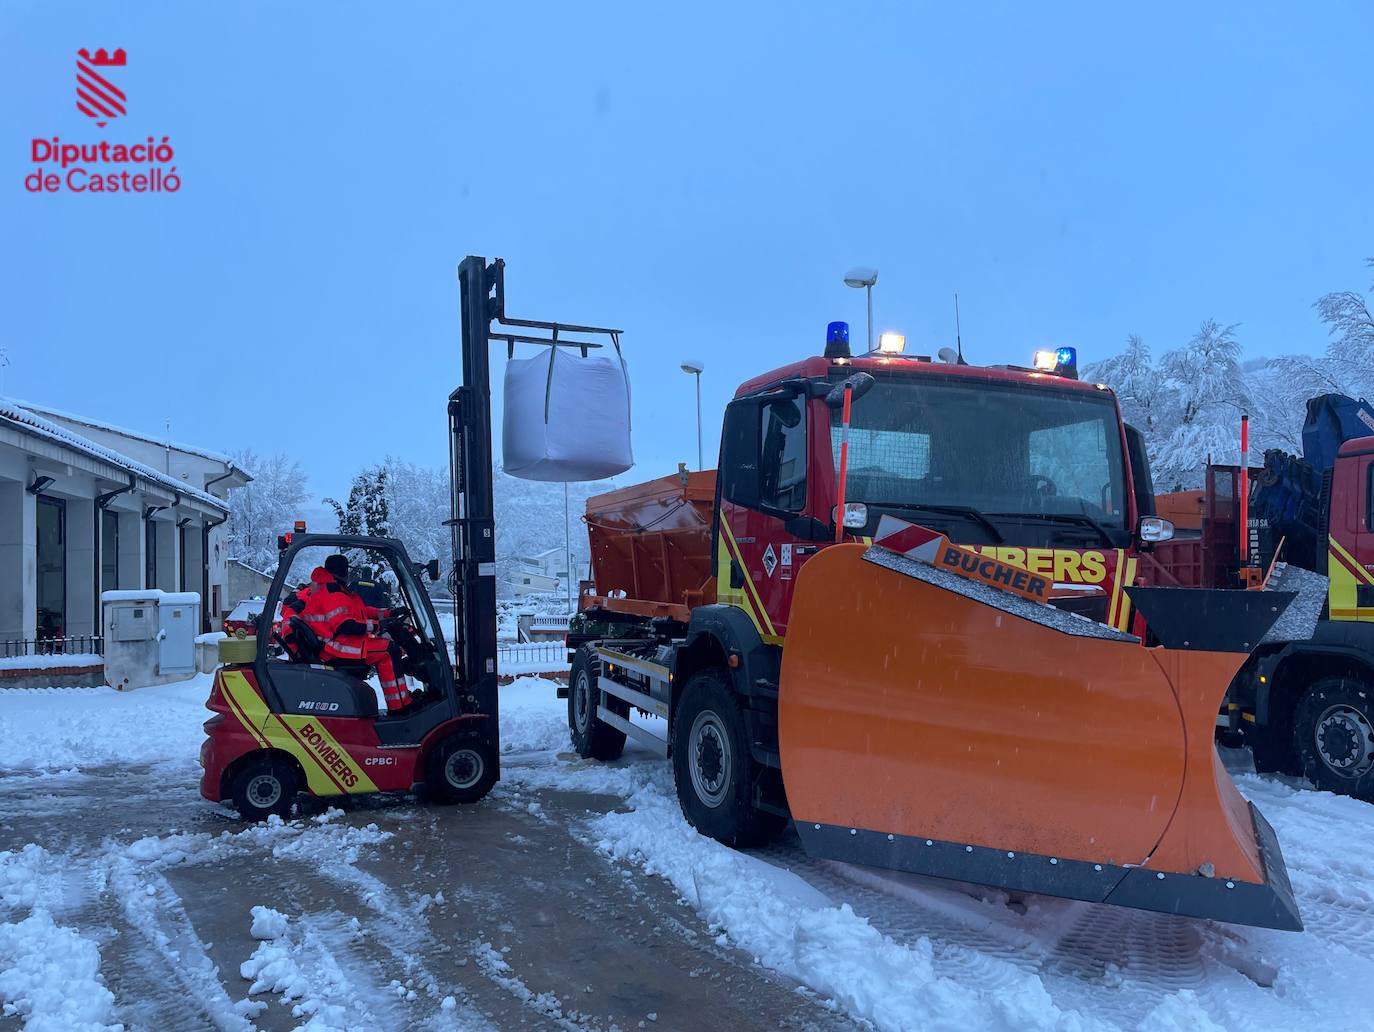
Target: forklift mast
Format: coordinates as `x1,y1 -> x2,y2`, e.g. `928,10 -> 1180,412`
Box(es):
448,256 -> 622,713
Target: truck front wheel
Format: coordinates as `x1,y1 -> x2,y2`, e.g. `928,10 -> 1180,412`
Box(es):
1295,677 -> 1374,801
671,668 -> 785,847
568,646 -> 628,761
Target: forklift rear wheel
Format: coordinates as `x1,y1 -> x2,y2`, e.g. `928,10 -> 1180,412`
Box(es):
230,756 -> 298,822
427,734 -> 498,805
1295,677 -> 1374,801
569,646 -> 628,761
671,668 -> 786,848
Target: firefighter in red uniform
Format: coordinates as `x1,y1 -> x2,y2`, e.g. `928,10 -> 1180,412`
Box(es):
302,554 -> 413,713
275,580 -> 314,659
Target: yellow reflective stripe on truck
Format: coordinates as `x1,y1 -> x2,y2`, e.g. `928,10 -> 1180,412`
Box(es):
716,522 -> 782,643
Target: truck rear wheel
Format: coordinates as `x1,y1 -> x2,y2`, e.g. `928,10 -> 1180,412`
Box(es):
569,646 -> 628,761
671,668 -> 785,847
1295,677 -> 1374,801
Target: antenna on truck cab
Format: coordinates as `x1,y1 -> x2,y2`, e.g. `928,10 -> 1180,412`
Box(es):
954,293 -> 965,364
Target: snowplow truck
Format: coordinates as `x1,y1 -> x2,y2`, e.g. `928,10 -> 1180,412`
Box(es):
1151,394 -> 1374,802
566,332 -> 1301,931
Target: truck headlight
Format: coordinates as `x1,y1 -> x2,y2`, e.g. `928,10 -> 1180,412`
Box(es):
832,502 -> 869,529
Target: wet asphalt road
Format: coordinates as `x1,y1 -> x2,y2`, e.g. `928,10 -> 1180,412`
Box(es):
0,763 -> 858,1032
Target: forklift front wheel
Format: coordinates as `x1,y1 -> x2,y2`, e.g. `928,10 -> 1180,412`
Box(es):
229,755 -> 298,822
427,734 -> 498,805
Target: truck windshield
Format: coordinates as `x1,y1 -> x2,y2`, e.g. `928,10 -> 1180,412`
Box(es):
830,376 -> 1128,530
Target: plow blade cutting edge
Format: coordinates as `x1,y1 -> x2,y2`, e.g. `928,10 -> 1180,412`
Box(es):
777,543 -> 1302,931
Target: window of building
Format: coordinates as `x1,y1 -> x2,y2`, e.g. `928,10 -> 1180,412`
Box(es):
36,496 -> 66,640
179,525 -> 189,592
101,509 -> 119,591
145,519 -> 157,589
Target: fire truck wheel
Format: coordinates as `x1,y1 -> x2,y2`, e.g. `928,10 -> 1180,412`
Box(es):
568,646 -> 628,761
1295,677 -> 1374,801
229,755 -> 298,822
427,733 -> 498,804
672,668 -> 786,847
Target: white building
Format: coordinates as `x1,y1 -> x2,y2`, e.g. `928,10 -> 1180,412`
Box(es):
0,399 -> 250,653
508,546 -> 590,597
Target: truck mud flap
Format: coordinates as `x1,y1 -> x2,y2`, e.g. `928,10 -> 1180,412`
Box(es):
778,544 -> 1303,932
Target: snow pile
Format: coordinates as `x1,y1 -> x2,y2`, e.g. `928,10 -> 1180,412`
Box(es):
498,676 -> 572,755
250,905 -> 288,940
240,911 -> 354,1030
0,909 -> 119,1032
0,843 -> 119,1032
0,654 -> 101,672
0,673 -> 212,772
0,846 -> 61,912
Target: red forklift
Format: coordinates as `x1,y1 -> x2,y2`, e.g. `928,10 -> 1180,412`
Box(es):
199,257 -> 622,818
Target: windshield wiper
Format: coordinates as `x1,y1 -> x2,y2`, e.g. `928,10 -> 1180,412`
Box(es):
988,511 -> 1115,546
891,504 -> 1004,543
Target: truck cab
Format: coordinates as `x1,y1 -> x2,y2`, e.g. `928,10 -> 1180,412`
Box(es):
570,335 -> 1165,842
715,353 -> 1152,640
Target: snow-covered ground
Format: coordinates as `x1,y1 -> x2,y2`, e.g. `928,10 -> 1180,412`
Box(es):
501,679 -> 1374,1032
2,674 -> 1373,1031
0,675 -> 214,773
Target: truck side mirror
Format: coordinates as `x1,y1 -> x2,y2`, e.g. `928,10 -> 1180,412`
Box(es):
824,372 -> 875,409
720,398 -> 764,508
425,558 -> 441,582
1138,516 -> 1174,543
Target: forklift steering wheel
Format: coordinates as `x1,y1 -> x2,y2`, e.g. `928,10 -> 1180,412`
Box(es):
1029,474 -> 1057,497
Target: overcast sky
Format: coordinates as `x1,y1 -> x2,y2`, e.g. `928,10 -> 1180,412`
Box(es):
5,2 -> 1373,502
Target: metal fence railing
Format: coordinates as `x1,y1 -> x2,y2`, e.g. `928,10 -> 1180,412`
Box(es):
2,635 -> 105,660
498,642 -> 568,667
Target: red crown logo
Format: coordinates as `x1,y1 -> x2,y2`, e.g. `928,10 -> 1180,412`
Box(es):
76,47 -> 127,127
77,47 -> 126,67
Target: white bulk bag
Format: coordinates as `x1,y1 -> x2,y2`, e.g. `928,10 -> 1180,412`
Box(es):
502,345 -> 633,482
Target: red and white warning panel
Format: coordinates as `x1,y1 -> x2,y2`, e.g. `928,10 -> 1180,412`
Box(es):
872,514 -> 1051,603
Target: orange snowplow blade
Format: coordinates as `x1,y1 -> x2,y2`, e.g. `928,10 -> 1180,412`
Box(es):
778,544 -> 1302,931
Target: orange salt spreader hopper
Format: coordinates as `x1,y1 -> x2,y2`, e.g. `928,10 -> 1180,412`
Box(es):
777,542 -> 1302,931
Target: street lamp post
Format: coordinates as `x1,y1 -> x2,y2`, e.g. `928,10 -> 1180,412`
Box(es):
681,359 -> 704,470
844,267 -> 879,352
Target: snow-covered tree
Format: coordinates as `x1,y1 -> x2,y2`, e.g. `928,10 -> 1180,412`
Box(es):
1084,334 -> 1161,435
379,456 -> 449,569
325,466 -> 392,568
1314,257 -> 1374,399
1086,301 -> 1368,491
225,449 -> 309,574
1148,320 -> 1251,490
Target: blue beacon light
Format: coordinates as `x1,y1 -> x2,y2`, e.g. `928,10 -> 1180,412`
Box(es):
825,321 -> 852,359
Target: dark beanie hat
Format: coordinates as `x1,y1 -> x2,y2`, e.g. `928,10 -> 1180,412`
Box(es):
324,554 -> 349,581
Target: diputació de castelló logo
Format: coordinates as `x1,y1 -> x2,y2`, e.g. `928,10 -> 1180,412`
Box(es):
26,47 -> 181,194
